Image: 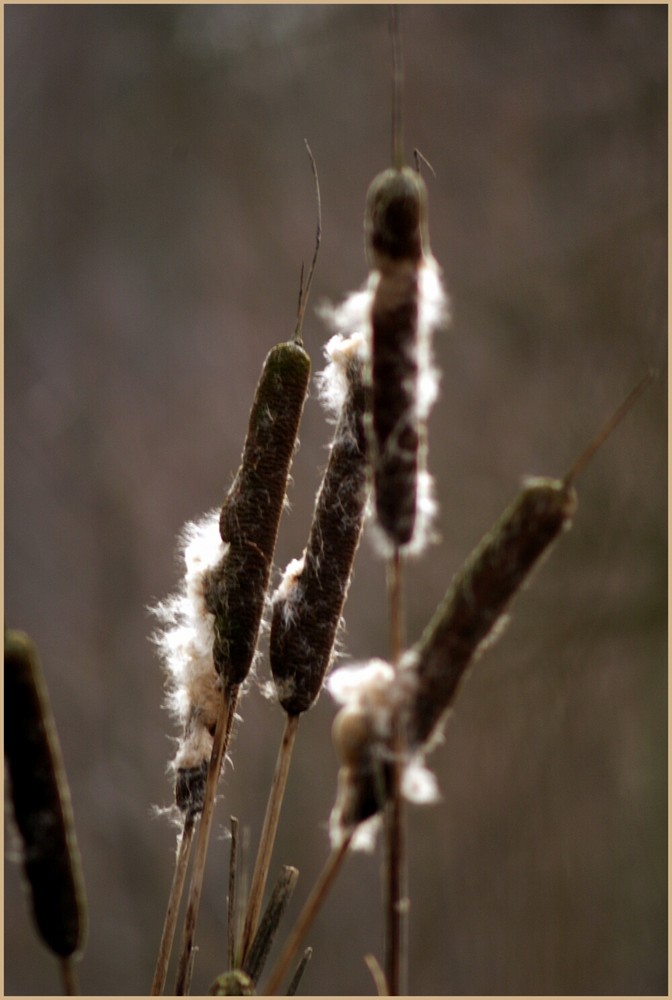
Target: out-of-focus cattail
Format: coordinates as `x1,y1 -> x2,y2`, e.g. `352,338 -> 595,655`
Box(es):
209,339 -> 311,687
400,370 -> 656,749
400,477 -> 577,749
327,660 -> 438,851
5,630 -> 87,962
364,165 -> 447,554
270,331 -> 368,716
325,477 -> 578,850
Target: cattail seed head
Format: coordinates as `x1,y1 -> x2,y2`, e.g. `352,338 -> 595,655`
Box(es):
270,333 -> 368,716
402,477 -> 578,749
4,630 -> 87,960
365,167 -> 429,267
209,340 -> 311,687
363,167 -> 448,553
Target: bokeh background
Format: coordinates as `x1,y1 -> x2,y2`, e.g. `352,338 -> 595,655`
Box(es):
5,5 -> 667,996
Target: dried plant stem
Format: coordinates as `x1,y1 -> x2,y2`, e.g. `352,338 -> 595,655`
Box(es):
365,952 -> 389,996
227,816 -> 239,970
385,549 -> 407,996
243,864 -> 299,983
150,813 -> 196,995
240,713 -> 300,962
264,834 -> 352,995
60,957 -> 79,996
286,947 -> 313,996
174,685 -> 239,995
384,752 -> 406,997
388,548 -> 404,666
563,369 -> 655,485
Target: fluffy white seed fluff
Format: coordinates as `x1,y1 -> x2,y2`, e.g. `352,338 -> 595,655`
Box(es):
316,310 -> 373,423
327,659 -> 439,850
152,510 -> 229,768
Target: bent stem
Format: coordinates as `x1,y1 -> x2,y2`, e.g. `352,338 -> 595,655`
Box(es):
240,713 -> 300,962
386,548 -> 407,996
150,813 -> 196,995
174,684 -> 239,995
264,834 -> 352,996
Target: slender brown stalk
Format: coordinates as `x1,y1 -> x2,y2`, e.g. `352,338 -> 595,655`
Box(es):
174,685 -> 239,995
150,813 -> 196,995
387,549 -> 404,665
563,369 -> 655,485
286,947 -> 313,996
240,714 -> 300,961
60,957 -> 79,996
227,816 -> 239,970
389,5 -> 404,171
243,865 -> 299,983
263,835 -> 352,996
385,548 -> 407,996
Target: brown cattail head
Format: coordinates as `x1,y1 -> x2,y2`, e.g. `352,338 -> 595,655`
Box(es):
4,630 -> 87,960
364,166 -> 446,552
207,340 -> 311,687
270,334 -> 368,715
365,167 -> 428,268
402,477 -> 577,749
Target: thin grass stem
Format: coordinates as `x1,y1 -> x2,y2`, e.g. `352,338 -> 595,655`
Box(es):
564,369 -> 655,485
263,834 -> 352,996
150,813 -> 196,995
174,685 -> 239,995
240,713 -> 300,962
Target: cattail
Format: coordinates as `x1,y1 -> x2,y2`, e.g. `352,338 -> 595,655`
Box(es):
153,341 -> 311,813
240,332 -> 368,960
400,477 -> 577,749
364,165 -> 447,553
325,478 -> 576,847
270,331 -> 368,716
400,371 -> 655,749
4,630 -> 87,962
209,339 -> 311,686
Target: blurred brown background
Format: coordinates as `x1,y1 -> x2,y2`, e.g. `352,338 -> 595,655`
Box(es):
4,5 -> 667,996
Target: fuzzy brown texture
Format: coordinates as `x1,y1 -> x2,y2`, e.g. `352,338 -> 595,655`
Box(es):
370,264 -> 421,546
175,761 -> 209,817
404,479 -> 578,748
365,168 -> 430,548
365,168 -> 428,268
4,630 -> 87,959
206,341 -> 311,686
270,355 -> 368,715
